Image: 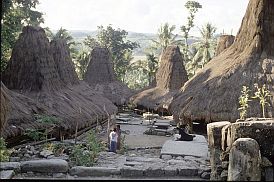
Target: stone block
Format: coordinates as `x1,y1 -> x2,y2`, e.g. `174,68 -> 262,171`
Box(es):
164,166 -> 178,176
21,159 -> 69,173
0,170 -> 14,179
144,166 -> 165,177
120,166 -> 144,177
178,166 -> 198,176
161,155 -> 172,160
69,166 -> 120,177
0,162 -> 21,171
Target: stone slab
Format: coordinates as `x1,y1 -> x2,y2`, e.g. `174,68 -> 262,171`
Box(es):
120,166 -> 144,177
70,166 -> 120,177
21,159 -> 68,173
161,135 -> 209,158
0,170 -> 14,179
0,162 -> 21,171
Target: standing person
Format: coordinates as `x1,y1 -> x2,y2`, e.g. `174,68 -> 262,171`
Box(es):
116,125 -> 121,150
109,128 -> 118,153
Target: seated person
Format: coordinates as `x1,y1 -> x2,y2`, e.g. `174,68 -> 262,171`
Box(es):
176,124 -> 196,141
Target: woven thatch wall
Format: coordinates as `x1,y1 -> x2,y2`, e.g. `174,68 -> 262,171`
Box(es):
2,26 -> 63,92
1,26 -> 118,138
130,46 -> 188,112
50,39 -> 79,85
84,47 -> 134,105
1,82 -> 10,135
170,0 -> 274,123
215,35 -> 235,56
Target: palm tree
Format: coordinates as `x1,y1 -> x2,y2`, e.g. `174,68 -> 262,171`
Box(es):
146,53 -> 158,85
188,23 -> 217,76
73,50 -> 90,80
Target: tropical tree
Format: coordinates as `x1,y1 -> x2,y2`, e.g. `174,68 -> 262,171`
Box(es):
180,1 -> 202,63
1,0 -> 44,72
186,23 -> 217,77
146,53 -> 158,85
73,49 -> 90,80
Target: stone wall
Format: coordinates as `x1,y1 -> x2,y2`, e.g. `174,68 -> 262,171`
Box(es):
207,119 -> 274,181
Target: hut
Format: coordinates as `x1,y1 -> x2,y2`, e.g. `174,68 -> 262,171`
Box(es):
84,47 -> 134,106
130,45 -> 188,114
2,26 -> 117,139
170,0 -> 274,124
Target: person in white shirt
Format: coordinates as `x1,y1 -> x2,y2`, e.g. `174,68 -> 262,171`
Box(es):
109,128 -> 118,153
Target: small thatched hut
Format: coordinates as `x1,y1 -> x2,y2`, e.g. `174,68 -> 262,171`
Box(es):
2,26 -> 117,138
215,35 -> 235,56
130,45 -> 188,113
170,0 -> 274,124
84,47 -> 134,105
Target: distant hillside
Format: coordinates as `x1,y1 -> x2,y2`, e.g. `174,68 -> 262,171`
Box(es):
65,30 -> 202,59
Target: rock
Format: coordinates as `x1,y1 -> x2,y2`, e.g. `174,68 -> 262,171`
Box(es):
47,155 -> 55,159
53,173 -> 66,178
228,138 -> 261,181
9,157 -> 20,162
176,156 -> 184,160
207,121 -> 230,180
124,161 -> 142,167
21,159 -> 69,173
40,150 -> 53,158
0,162 -> 21,171
120,166 -> 144,177
184,156 -> 198,161
261,157 -> 272,167
50,155 -> 69,161
126,156 -> 162,163
264,167 -> 273,181
0,170 -> 14,179
144,166 -> 165,177
200,171 -> 210,179
221,161 -> 229,169
178,166 -> 198,176
220,170 -> 228,180
69,166 -> 120,177
161,155 -> 172,160
24,153 -> 31,158
164,166 -> 178,176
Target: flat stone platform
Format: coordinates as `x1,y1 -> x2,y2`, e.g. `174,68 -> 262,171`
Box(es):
160,135 -> 209,159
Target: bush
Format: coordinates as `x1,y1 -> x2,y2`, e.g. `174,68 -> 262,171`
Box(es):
0,137 -> 10,162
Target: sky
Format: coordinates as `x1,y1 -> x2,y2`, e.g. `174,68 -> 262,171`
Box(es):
36,0 -> 249,36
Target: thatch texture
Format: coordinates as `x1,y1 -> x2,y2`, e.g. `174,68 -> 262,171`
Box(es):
84,47 -> 134,105
215,35 -> 235,56
130,46 -> 188,112
50,39 -> 79,85
1,82 -> 10,135
2,26 -> 117,138
170,0 -> 274,123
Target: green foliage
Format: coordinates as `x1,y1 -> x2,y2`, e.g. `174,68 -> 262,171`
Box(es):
187,23 -> 217,77
180,1 -> 202,65
252,84 -> 272,118
0,137 -> 10,162
1,0 -> 44,72
24,129 -> 45,142
34,114 -> 59,125
238,86 -> 251,120
70,130 -> 103,166
118,135 -> 129,155
83,25 -> 140,82
73,49 -> 90,80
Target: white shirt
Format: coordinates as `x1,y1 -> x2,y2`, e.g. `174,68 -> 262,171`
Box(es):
109,131 -> 118,142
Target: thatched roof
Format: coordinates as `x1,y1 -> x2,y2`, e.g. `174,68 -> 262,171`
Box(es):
215,35 -> 235,56
170,0 -> 274,123
1,82 -> 10,135
50,39 -> 79,85
1,26 -> 117,138
130,46 -> 188,112
84,47 -> 134,105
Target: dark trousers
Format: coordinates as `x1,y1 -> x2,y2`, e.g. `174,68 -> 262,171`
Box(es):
110,141 -> 117,153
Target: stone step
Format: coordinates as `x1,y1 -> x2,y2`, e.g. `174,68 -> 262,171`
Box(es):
0,162 -> 21,171
0,170 -> 15,179
21,159 -> 69,173
70,166 -> 120,177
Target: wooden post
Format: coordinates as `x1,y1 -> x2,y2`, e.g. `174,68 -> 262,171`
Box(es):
104,105 -> 110,149
74,107 -> 80,144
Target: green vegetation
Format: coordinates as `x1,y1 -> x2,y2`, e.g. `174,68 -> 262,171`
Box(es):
118,135 -> 129,155
24,128 -> 45,142
1,0 -> 44,72
70,130 -> 103,166
0,137 -> 10,162
252,84 -> 271,118
238,86 -> 251,120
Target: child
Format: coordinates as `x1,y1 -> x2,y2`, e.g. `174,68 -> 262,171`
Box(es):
109,128 -> 118,153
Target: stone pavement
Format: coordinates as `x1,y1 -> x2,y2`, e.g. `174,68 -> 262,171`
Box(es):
160,135 -> 209,159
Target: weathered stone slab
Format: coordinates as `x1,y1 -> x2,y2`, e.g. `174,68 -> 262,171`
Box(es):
178,166 -> 198,176
144,166 -> 165,177
120,166 -> 144,177
228,138 -> 261,181
0,170 -> 14,179
161,135 -> 209,158
126,156 -> 162,163
21,159 -> 68,173
164,166 -> 178,176
0,162 -> 21,171
230,120 -> 274,163
70,166 -> 120,177
207,121 -> 230,180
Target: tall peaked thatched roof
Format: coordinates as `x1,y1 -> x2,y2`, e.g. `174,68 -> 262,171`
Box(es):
2,26 -> 63,92
130,45 -> 188,112
50,39 -> 79,85
1,26 -> 117,139
170,0 -> 274,123
84,47 -> 134,105
215,35 -> 235,56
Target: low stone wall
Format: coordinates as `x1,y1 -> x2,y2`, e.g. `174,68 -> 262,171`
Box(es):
207,119 -> 274,181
